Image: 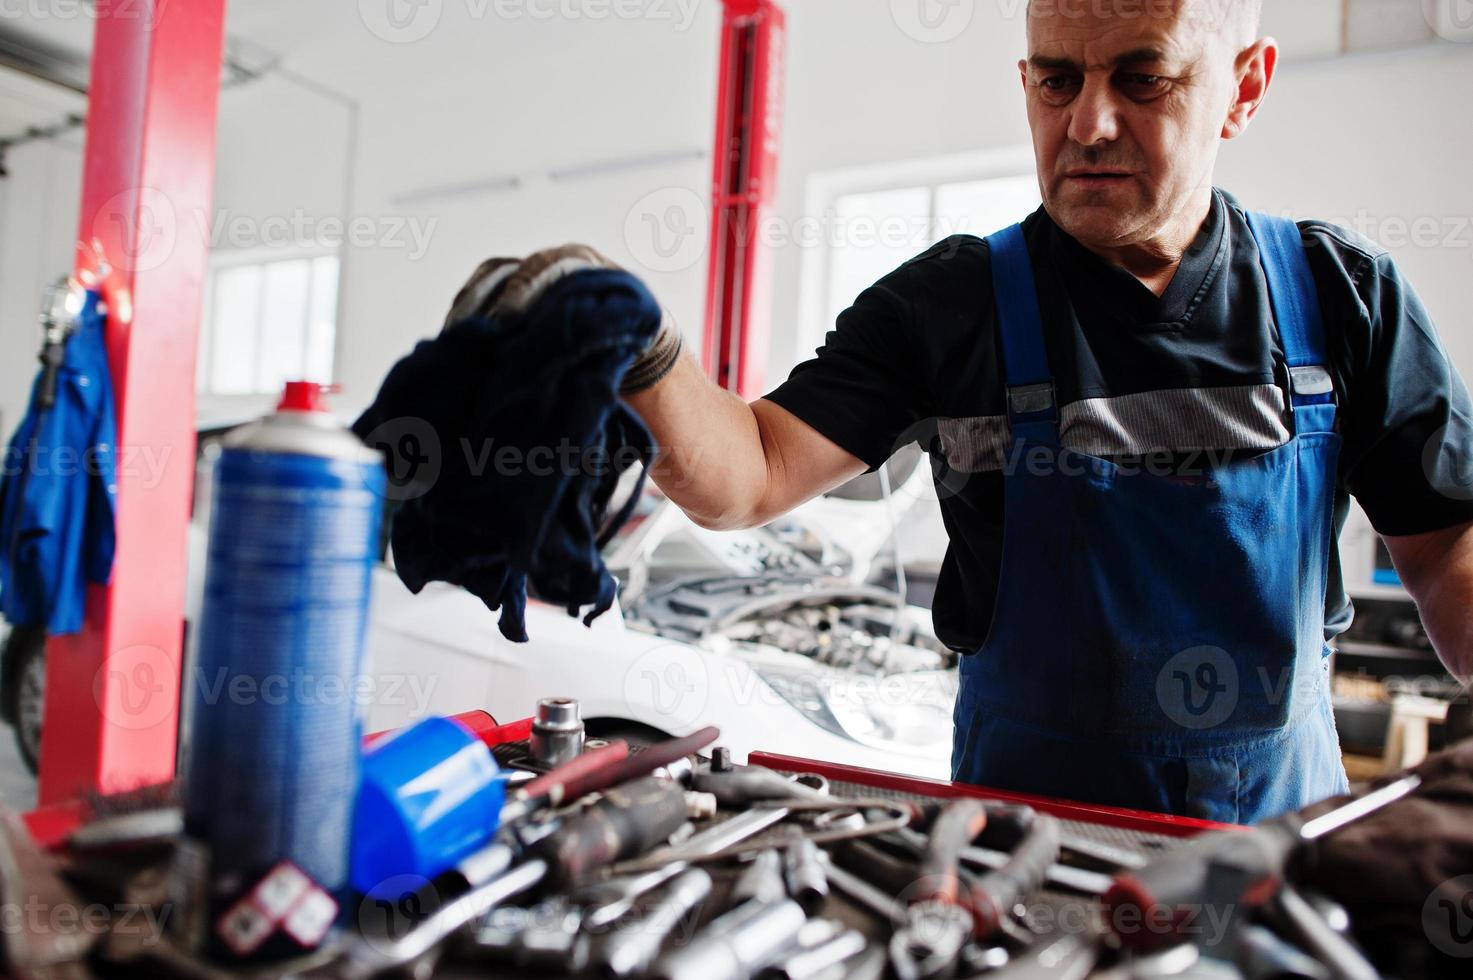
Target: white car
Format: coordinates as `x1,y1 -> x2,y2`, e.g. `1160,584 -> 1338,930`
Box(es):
6,436 -> 957,780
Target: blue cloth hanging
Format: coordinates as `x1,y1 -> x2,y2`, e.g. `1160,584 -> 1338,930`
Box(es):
353,268 -> 660,643
0,289 -> 118,635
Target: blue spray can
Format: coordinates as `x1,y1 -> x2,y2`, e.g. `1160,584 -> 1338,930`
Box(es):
183,381 -> 384,957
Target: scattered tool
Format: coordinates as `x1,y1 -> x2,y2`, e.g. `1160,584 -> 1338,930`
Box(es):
731,848 -> 787,906
650,891 -> 809,980
967,807 -> 1062,940
888,799 -> 989,980
535,776 -> 692,888
530,697 -> 586,768
1103,775 -> 1421,952
612,771 -> 830,875
600,867 -> 714,978
341,857 -> 549,978
770,923 -> 868,980
1267,885 -> 1380,980
467,898 -> 591,974
577,862 -> 693,931
782,830 -> 829,914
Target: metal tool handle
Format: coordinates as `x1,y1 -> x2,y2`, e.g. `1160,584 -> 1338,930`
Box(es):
518,738 -> 630,807
537,776 -> 689,887
581,726 -> 720,793
969,811 -> 1060,939
914,800 -> 988,907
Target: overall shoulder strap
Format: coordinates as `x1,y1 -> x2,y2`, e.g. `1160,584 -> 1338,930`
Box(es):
1245,212 -> 1334,409
985,224 -> 1057,429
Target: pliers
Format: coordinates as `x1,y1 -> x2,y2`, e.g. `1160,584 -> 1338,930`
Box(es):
888,799 -> 990,980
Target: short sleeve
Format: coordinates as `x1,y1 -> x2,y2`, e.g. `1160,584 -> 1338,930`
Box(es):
763,264 -> 928,471
1339,249 -> 1473,536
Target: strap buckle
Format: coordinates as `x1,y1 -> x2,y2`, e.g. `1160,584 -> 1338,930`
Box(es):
1290,366 -> 1334,397
1007,382 -> 1056,418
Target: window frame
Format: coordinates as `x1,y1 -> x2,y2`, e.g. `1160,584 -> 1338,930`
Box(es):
197,245 -> 342,399
797,145 -> 1037,358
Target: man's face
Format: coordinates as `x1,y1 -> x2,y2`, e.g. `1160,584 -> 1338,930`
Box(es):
1023,0 -> 1248,250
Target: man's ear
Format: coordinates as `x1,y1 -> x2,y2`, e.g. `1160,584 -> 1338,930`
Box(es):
1018,58 -> 1029,92
1223,38 -> 1278,140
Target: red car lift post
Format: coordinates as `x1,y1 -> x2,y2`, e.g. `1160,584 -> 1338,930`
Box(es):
703,0 -> 785,400
31,1 -> 228,821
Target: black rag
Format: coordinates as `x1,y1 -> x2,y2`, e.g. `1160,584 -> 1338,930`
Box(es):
352,268 -> 660,642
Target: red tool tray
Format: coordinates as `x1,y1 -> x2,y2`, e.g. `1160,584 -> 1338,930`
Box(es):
750,752 -> 1237,840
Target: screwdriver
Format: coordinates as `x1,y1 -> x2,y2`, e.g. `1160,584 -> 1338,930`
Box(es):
1103,775 -> 1420,952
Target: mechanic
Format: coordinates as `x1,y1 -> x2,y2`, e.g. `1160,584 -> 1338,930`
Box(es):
477,0 -> 1473,823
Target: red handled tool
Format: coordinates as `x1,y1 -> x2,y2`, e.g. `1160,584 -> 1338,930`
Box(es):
363,710 -> 533,750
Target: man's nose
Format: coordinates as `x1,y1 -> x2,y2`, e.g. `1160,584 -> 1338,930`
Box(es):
1066,76 -> 1121,147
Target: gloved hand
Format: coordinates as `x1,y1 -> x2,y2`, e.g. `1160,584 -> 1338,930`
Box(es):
444,244 -> 683,394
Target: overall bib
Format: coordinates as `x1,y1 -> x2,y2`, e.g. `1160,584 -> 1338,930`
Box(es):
951,214 -> 1351,825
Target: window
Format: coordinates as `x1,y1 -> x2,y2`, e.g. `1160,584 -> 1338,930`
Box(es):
801,151 -> 1041,352
198,253 -> 340,396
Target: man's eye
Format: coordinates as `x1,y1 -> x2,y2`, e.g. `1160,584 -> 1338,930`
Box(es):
1039,75 -> 1079,97
1120,73 -> 1169,96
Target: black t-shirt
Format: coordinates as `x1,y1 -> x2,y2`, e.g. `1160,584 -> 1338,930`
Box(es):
765,190 -> 1473,654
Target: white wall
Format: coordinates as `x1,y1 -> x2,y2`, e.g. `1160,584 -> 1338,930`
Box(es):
1216,43 -> 1473,375
0,135 -> 82,438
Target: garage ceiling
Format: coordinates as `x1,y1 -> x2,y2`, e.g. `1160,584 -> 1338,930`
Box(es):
0,0 -> 1448,154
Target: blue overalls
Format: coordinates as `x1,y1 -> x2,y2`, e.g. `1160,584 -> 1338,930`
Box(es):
951,214 -> 1351,825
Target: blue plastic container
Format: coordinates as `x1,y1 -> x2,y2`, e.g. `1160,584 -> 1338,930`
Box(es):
351,715 -> 506,898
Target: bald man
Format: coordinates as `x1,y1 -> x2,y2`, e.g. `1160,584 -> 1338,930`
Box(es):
471,0 -> 1473,823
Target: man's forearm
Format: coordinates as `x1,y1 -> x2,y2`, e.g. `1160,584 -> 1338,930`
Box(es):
1385,522 -> 1473,685
624,352 -> 771,530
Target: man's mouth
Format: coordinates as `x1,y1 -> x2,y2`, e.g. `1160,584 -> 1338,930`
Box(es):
1062,171 -> 1133,188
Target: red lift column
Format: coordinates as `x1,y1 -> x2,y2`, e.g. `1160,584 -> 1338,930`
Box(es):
703,0 -> 785,400
35,1 -> 228,808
